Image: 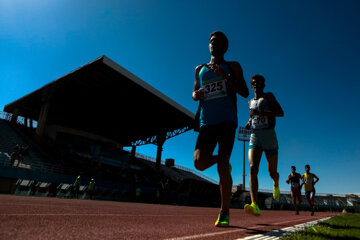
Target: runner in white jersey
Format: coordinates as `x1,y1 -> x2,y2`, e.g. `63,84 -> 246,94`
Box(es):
244,74 -> 284,216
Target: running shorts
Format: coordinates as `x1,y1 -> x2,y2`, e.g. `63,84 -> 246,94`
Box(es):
195,121 -> 237,156
291,187 -> 301,198
305,190 -> 316,199
249,128 -> 278,155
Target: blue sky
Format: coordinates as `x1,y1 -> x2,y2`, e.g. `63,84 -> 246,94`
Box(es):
1,0 -> 359,194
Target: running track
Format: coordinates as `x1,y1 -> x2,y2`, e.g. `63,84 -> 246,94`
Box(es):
0,195 -> 338,240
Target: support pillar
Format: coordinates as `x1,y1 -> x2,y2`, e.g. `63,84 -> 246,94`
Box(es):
11,108 -> 20,124
35,103 -> 50,140
155,132 -> 166,170
131,146 -> 136,160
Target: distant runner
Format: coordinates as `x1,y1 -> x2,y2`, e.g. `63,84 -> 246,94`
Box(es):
193,31 -> 249,227
244,74 -> 284,216
302,164 -> 319,216
286,166 -> 302,215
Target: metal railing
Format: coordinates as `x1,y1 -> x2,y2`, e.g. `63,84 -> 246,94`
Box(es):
133,152 -> 218,184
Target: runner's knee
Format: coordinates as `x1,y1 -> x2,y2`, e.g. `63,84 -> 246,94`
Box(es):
250,165 -> 259,176
194,149 -> 209,171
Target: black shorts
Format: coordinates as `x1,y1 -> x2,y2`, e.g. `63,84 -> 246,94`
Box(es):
195,121 -> 237,156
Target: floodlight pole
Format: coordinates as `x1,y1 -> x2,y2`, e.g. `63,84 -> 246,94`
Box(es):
237,127 -> 250,192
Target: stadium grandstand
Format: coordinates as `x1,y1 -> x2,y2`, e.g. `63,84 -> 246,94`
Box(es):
0,56 -> 219,206
0,56 -> 359,212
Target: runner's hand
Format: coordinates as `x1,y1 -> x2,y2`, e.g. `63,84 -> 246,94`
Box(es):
209,64 -> 227,79
250,109 -> 260,117
245,121 -> 251,130
193,88 -> 204,101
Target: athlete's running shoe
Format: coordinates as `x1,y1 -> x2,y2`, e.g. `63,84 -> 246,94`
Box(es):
244,202 -> 261,216
215,211 -> 230,227
273,182 -> 280,200
311,211 -> 314,216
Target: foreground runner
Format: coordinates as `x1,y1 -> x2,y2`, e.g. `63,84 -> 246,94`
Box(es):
192,31 -> 249,227
286,166 -> 302,215
302,164 -> 319,216
244,74 -> 284,216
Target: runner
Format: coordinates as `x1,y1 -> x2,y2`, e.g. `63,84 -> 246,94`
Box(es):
286,166 -> 302,215
244,74 -> 284,216
302,164 -> 319,216
192,31 -> 249,227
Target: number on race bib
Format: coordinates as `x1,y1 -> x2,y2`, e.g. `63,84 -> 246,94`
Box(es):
203,78 -> 227,100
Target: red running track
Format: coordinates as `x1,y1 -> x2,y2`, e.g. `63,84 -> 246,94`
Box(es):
0,195 -> 338,240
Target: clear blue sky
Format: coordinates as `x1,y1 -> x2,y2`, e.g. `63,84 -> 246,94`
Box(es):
1,0 -> 359,194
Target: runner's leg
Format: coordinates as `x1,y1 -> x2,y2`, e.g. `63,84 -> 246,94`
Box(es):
248,148 -> 262,204
217,153 -> 232,212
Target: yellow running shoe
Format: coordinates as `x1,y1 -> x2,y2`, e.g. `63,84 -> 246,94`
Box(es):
214,211 -> 230,227
273,182 -> 280,200
244,202 -> 261,216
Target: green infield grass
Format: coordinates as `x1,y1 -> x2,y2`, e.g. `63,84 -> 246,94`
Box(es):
280,213 -> 360,240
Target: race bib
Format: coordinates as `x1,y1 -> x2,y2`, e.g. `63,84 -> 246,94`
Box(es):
251,115 -> 269,129
291,182 -> 299,188
202,77 -> 227,101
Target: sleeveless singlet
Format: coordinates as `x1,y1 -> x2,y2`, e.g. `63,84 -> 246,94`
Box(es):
303,173 -> 315,191
289,173 -> 301,188
198,63 -> 237,127
249,94 -> 275,129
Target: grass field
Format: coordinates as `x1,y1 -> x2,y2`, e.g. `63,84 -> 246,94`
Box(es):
280,213 -> 360,240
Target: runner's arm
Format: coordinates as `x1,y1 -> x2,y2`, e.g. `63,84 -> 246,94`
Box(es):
192,65 -> 204,101
227,62 -> 249,98
313,174 -> 319,185
300,175 -> 305,188
286,174 -> 291,184
257,92 -> 284,117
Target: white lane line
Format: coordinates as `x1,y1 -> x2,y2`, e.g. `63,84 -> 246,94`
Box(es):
0,213 -> 213,217
163,217 -> 316,240
236,217 -> 332,240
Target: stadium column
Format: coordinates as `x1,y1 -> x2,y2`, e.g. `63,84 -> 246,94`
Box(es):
35,86 -> 54,141
36,103 -> 50,139
11,108 -> 20,124
155,132 -> 167,170
130,146 -> 136,160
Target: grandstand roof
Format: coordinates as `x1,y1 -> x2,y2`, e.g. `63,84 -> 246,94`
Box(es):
4,56 -> 195,146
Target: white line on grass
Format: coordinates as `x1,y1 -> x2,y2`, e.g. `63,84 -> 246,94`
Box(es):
163,217 -> 316,240
236,217 -> 332,240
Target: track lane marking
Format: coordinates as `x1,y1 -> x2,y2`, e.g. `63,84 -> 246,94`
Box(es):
236,217 -> 332,240
0,213 -> 215,217
163,217 -> 322,240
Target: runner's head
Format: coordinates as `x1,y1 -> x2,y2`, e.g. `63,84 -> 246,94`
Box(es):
305,164 -> 310,173
250,74 -> 265,93
209,31 -> 228,56
291,166 -> 296,173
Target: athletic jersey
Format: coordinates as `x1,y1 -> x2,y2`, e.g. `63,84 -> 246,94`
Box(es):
73,176 -> 81,188
88,181 -> 95,191
303,173 -> 315,192
289,173 -> 301,188
249,93 -> 275,129
198,63 -> 237,127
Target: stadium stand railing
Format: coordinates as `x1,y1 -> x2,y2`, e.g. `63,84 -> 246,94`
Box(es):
132,152 -> 218,185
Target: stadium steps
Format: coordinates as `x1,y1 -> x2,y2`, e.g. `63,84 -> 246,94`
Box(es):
0,119 -> 64,173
